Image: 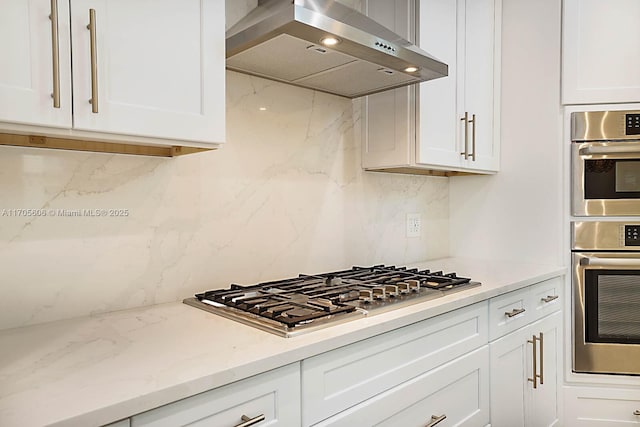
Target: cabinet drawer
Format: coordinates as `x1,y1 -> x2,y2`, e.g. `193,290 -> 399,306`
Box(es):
313,346 -> 490,427
131,363 -> 300,427
489,277 -> 563,341
489,286 -> 531,341
565,386 -> 640,426
302,302 -> 488,426
529,276 -> 562,320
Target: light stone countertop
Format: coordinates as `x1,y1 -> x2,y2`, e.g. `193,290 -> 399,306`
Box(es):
0,257 -> 566,427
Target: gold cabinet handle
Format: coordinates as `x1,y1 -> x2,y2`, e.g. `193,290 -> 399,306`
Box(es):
49,0 -> 60,108
539,332 -> 544,385
527,334 -> 539,389
470,113 -> 476,161
460,112 -> 469,159
234,414 -> 265,427
505,307 -> 526,318
541,295 -> 559,303
86,9 -> 98,113
425,414 -> 447,427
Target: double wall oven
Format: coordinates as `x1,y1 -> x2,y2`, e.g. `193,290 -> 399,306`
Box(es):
571,110 -> 640,376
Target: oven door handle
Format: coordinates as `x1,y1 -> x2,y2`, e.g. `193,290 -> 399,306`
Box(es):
581,256 -> 640,268
579,144 -> 640,157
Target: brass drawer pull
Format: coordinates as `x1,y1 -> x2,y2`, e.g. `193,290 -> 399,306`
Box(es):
470,113 -> 476,161
49,0 -> 60,108
234,414 -> 265,427
87,9 -> 98,113
505,308 -> 526,318
527,334 -> 539,389
541,295 -> 559,303
425,414 -> 447,427
460,112 -> 469,159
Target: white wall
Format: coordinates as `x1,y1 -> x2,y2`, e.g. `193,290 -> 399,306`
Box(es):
449,0 -> 563,265
0,1 -> 449,331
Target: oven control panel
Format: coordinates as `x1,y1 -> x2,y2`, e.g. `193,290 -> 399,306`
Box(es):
624,225 -> 640,246
627,113 -> 640,136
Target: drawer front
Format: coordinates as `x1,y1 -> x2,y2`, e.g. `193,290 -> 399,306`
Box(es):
529,276 -> 563,320
313,346 -> 490,427
565,386 -> 640,426
131,363 -> 300,427
302,302 -> 488,426
489,286 -> 531,341
489,277 -> 564,341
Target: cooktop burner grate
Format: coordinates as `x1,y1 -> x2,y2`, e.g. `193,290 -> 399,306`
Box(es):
185,264 -> 480,337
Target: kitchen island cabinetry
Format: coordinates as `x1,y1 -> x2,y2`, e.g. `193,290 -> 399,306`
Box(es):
562,0 -> 640,105
362,0 -> 500,175
130,363 -> 300,427
0,0 -> 224,154
489,278 -> 563,427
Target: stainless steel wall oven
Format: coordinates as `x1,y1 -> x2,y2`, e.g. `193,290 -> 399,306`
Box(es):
572,221 -> 640,375
572,110 -> 640,216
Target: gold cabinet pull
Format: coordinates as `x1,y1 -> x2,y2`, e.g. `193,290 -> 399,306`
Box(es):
460,112 -> 469,159
86,9 -> 98,113
234,414 -> 265,427
49,0 -> 60,108
470,113 -> 476,161
527,334 -> 538,389
505,307 -> 525,318
541,295 -> 559,303
539,332 -> 544,385
425,414 -> 447,427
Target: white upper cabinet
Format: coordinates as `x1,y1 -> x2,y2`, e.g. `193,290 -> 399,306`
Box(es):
362,0 -> 501,175
562,0 -> 640,105
0,0 -> 72,128
0,0 -> 225,152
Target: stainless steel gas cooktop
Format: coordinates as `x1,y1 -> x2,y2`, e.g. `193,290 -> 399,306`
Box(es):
184,265 -> 480,337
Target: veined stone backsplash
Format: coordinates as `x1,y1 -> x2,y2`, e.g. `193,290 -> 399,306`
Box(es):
0,1 -> 449,331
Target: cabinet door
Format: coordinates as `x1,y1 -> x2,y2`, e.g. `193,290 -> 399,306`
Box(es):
462,0 -> 499,172
417,0 -> 461,169
490,312 -> 562,427
529,312 -> 561,427
490,323 -> 531,427
562,0 -> 640,104
0,0 -> 72,128
70,0 -> 225,144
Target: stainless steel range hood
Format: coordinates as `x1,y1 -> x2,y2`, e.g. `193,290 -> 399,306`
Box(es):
226,0 -> 448,98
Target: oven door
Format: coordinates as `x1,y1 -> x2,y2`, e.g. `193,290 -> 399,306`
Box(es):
572,141 -> 640,216
573,252 -> 640,375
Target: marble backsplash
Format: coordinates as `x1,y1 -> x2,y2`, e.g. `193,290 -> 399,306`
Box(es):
0,1 -> 449,331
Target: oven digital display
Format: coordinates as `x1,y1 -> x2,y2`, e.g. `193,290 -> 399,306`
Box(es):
625,225 -> 640,246
626,113 -> 640,136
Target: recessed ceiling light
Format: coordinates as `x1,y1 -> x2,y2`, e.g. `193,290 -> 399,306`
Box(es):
259,107 -> 267,111
404,66 -> 419,73
320,36 -> 340,46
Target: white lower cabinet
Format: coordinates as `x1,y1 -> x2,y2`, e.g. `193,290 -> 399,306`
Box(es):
130,363 -> 300,427
490,311 -> 561,427
314,346 -> 490,426
564,386 -> 640,426
488,277 -> 563,427
302,301 -> 490,426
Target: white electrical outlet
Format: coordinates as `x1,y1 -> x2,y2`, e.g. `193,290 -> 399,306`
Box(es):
406,213 -> 421,238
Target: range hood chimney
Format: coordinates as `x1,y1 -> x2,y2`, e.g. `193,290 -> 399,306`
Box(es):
226,0 -> 448,98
